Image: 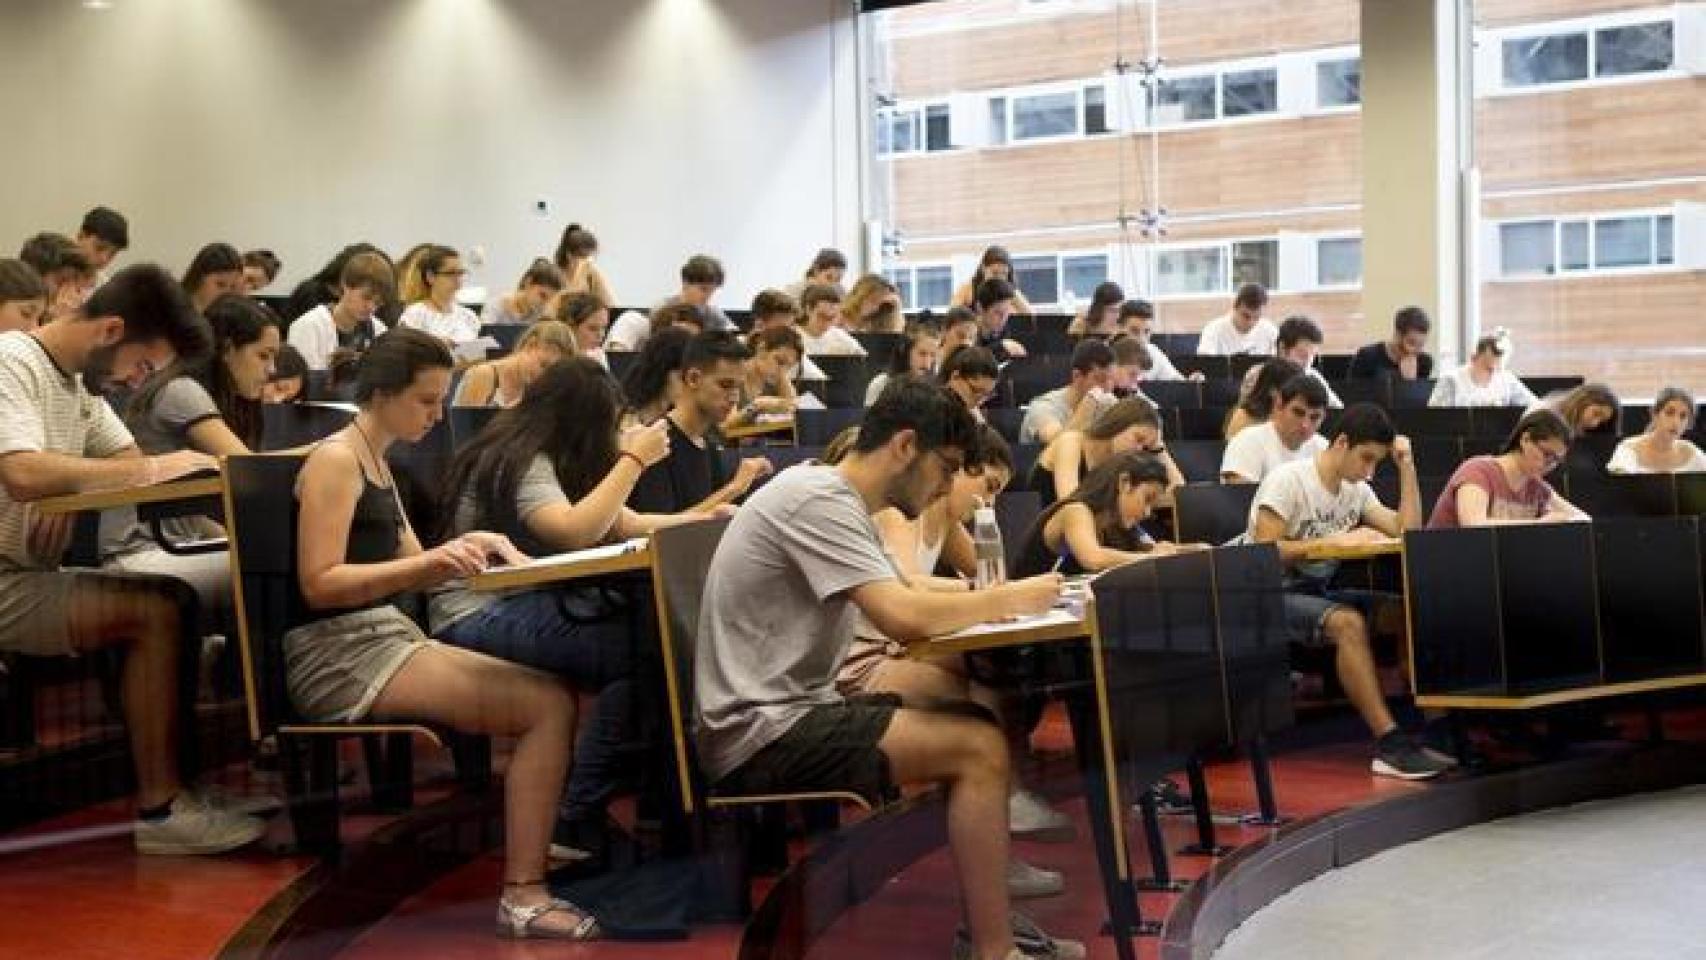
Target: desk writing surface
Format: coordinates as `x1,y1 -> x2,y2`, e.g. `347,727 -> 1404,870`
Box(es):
724,415 -> 795,441
1297,538 -> 1401,562
36,473 -> 225,515
908,606 -> 1089,657
471,537 -> 651,591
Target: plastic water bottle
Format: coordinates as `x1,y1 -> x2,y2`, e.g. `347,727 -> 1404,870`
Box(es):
973,506 -> 1006,590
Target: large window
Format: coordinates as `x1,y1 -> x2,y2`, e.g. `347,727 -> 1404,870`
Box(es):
1474,2 -> 1704,395
865,0 -> 1364,349
1494,212 -> 1677,277
1495,16 -> 1677,91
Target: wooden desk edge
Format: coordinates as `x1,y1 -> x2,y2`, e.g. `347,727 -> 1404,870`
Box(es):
36,476 -> 226,514
1416,672 -> 1706,710
907,617 -> 1090,657
725,419 -> 796,440
470,549 -> 652,591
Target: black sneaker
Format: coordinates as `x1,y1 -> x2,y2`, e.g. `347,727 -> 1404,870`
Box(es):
952,911 -> 1085,960
1372,733 -> 1454,781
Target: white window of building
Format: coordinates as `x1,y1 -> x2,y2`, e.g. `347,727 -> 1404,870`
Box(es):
1316,57 -> 1361,108
1495,212 -> 1679,277
1317,237 -> 1363,287
1493,12 -> 1679,92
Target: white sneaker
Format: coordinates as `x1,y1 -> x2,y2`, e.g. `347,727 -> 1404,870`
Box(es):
134,792 -> 266,855
1009,788 -> 1075,843
1006,858 -> 1064,899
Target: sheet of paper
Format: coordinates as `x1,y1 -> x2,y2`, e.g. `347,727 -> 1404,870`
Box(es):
794,392 -> 826,410
509,537 -> 649,571
937,607 -> 1084,641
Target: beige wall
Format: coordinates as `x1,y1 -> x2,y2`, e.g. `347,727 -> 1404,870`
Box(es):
0,0 -> 861,306
1361,0 -> 1463,356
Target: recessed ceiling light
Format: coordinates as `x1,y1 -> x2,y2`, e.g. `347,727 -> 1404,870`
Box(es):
82,0 -> 114,9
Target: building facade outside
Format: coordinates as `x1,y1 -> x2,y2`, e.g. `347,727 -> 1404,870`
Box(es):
862,0 -> 1705,396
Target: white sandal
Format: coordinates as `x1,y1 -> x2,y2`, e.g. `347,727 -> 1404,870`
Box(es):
495,887 -> 601,940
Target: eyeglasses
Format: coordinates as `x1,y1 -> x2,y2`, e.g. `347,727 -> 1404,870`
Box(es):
1531,441 -> 1566,468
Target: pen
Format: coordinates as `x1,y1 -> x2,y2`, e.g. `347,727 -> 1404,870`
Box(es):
1050,554 -> 1066,573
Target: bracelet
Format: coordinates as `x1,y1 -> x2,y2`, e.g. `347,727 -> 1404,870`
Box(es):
618,451 -> 645,470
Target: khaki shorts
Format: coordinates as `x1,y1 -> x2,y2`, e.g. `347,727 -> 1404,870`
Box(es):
283,605 -> 433,723
0,570 -> 85,656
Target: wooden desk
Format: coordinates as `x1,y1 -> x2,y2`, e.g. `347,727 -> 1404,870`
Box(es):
1416,673 -> 1706,711
906,605 -> 1090,657
471,538 -> 651,592
725,415 -> 796,442
36,475 -> 225,515
1298,538 -> 1401,562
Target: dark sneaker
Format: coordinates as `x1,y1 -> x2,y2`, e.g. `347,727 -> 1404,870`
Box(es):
953,911 -> 1085,960
1372,734 -> 1454,781
1149,777 -> 1195,815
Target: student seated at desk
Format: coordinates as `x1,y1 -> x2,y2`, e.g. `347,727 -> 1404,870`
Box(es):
940,305 -> 980,358
553,291 -> 610,372
749,288 -> 799,333
0,258 -> 48,332
451,320 -> 574,408
1106,333 -> 1154,399
1014,451 -> 1200,576
619,326 -> 692,426
1196,283 -> 1277,356
264,344 -> 308,404
282,242 -> 391,335
865,322 -> 942,407
104,294 -> 281,623
629,332 -> 772,514
783,247 -> 847,301
1268,316 -> 1342,408
1224,357 -> 1303,440
19,232 -> 96,324
1349,306 -> 1434,381
695,379 -> 1076,960
733,325 -> 802,422
480,259 -> 563,327
843,273 -> 905,335
1243,403 -> 1449,780
0,264 -> 264,854
605,254 -> 731,352
1221,373 -> 1329,484
1019,338 -> 1114,445
1119,299 -> 1199,383
798,283 -> 865,356
833,425 -> 1075,898
293,330 -> 593,939
1033,396 -> 1183,506
1429,408 -> 1589,528
181,243 -> 243,314
396,245 -> 481,349
940,344 -> 1001,425
434,357 -> 706,866
1609,387 -> 1706,474
1064,281 -> 1124,337
240,249 -> 281,295
1428,332 -> 1536,408
972,278 -> 1027,362
552,223 -> 616,307
1539,382 -> 1620,437
951,244 -> 1035,314
287,251 -> 393,373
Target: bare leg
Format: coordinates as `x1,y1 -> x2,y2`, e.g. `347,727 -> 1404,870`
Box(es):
880,708 -> 1014,960
1325,608 -> 1396,737
68,575 -> 195,809
371,644 -> 575,920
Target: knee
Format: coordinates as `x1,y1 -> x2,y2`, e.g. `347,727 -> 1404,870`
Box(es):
521,676 -> 576,734
1326,608 -> 1368,647
962,720 -> 1009,781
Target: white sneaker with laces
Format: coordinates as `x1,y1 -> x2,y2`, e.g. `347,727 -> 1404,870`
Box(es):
1009,788 -> 1075,843
1005,858 -> 1065,899
134,792 -> 267,855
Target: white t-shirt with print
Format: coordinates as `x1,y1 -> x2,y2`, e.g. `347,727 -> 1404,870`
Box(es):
398,301 -> 481,345
1197,314 -> 1279,355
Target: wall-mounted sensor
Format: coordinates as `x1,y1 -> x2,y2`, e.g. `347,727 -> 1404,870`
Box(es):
534,197 -> 552,217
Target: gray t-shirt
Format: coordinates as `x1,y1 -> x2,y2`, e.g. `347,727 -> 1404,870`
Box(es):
1020,387 -> 1076,444
427,453 -> 570,633
694,464 -> 896,780
480,296 -> 539,327
0,332 -> 134,572
102,377 -> 221,554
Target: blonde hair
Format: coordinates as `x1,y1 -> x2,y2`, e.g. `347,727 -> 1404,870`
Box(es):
514,319 -> 577,357
843,274 -> 903,333
394,243 -> 433,305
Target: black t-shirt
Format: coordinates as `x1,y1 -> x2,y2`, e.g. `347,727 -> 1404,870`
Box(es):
627,416 -> 728,514
1349,342 -> 1434,380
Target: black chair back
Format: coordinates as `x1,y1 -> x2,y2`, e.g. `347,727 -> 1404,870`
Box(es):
1174,407 -> 1229,441
448,406 -> 500,448
804,355 -> 872,408
222,454 -> 308,740
1172,482 -> 1256,545
479,325 -> 526,352
1143,381 -> 1201,409
1172,355 -> 1230,380
648,517 -> 732,813
794,408 -> 865,447
261,403 -> 355,451
1169,440 -> 1226,483
993,490 -> 1041,573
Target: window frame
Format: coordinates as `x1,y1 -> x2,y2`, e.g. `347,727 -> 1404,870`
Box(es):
1489,208 -> 1683,280
884,262 -> 958,310
1482,7 -> 1683,97
1313,233 -> 1365,289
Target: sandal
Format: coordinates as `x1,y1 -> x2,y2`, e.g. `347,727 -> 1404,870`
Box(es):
495,883 -> 601,940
